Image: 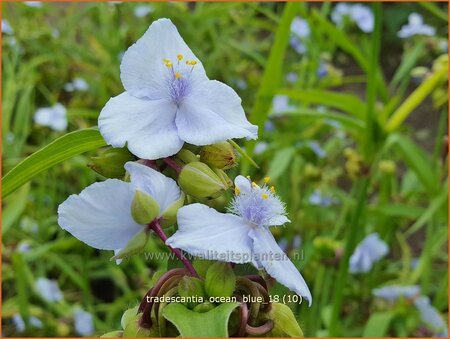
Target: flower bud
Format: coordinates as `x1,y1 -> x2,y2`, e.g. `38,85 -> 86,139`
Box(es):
261,303 -> 304,337
121,306 -> 139,330
193,301 -> 215,313
112,229 -> 149,260
205,262 -> 235,298
160,192 -> 185,228
177,149 -> 200,164
88,147 -> 135,178
199,141 -> 237,170
123,313 -> 155,338
178,276 -> 205,309
212,168 -> 233,188
178,162 -> 227,199
131,190 -> 160,225
378,160 -> 396,175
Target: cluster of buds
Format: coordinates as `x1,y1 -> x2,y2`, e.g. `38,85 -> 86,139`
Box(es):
102,262 -> 303,337
343,147 -> 363,179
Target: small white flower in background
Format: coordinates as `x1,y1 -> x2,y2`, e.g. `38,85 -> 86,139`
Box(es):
286,72 -> 298,83
414,296 -> 448,337
398,13 -> 436,38
308,141 -> 326,158
253,141 -> 268,155
35,278 -> 63,302
134,4 -> 154,18
64,78 -> 89,92
58,162 -> 183,257
264,120 -> 275,132
331,3 -> 374,33
235,79 -> 248,90
12,314 -> 43,333
349,232 -> 388,273
309,189 -> 333,207
17,241 -> 32,253
74,309 -> 94,336
34,103 -> 68,131
24,1 -> 42,8
2,19 -> 13,35
272,95 -> 295,114
166,175 -> 312,305
372,285 -> 420,302
99,18 -> 257,160
289,17 -> 310,55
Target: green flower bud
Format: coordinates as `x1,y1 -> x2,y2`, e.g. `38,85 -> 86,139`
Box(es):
100,331 -> 123,338
123,313 -> 155,338
178,276 -> 205,309
193,259 -> 215,278
205,262 -> 235,299
193,301 -> 216,313
177,149 -> 200,164
121,306 -> 139,330
261,303 -> 304,337
178,162 -> 227,199
378,160 -> 396,175
160,192 -> 185,227
212,168 -> 233,188
89,147 -> 135,178
199,141 -> 237,170
131,190 -> 160,225
112,229 -> 149,260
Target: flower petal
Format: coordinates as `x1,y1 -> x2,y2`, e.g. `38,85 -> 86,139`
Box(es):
234,175 -> 252,194
99,92 -> 184,160
120,18 -> 207,100
58,179 -> 142,250
176,80 -> 258,145
166,203 -> 253,263
124,161 -> 181,213
249,227 -> 312,306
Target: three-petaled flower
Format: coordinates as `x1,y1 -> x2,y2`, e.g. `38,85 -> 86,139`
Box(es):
166,175 -> 312,305
99,18 -> 257,160
58,162 -> 184,256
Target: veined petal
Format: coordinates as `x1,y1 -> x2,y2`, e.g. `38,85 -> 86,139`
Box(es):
166,203 -> 253,263
120,18 -> 207,100
176,80 -> 258,145
124,161 -> 181,213
58,179 -> 142,250
99,92 -> 183,160
249,228 -> 312,306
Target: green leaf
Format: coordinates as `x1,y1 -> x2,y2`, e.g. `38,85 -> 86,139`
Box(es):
2,128 -> 106,197
2,183 -> 30,235
267,147 -> 296,180
162,302 -> 240,337
390,42 -> 425,89
363,312 -> 394,337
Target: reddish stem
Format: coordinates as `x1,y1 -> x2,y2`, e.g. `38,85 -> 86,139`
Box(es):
149,219 -> 198,277
163,157 -> 182,173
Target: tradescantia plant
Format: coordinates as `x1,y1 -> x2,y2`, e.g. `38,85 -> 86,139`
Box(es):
56,18 -> 310,337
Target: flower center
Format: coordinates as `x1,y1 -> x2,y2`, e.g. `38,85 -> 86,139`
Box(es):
162,54 -> 197,104
229,177 -> 284,227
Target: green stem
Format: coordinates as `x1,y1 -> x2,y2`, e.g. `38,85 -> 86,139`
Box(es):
328,177 -> 370,336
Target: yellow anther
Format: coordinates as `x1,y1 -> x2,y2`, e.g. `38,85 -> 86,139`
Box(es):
234,187 -> 241,195
261,193 -> 269,200
251,182 -> 258,188
264,176 -> 271,184
165,62 -> 173,68
163,58 -> 170,63
190,60 -> 197,65
270,186 -> 276,193
177,54 -> 183,61
175,73 -> 182,79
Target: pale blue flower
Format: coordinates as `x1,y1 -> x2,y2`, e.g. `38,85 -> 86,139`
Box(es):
349,233 -> 388,273
331,3 -> 374,33
286,72 -> 298,83
12,314 -> 43,333
34,103 -> 67,131
308,141 -> 326,158
291,17 -> 310,38
414,297 -> 448,337
74,309 -> 94,336
64,78 -> 89,92
166,175 -> 312,305
24,1 -> 42,8
35,278 -> 63,302
134,5 -> 154,18
99,19 -> 257,160
235,79 -> 248,90
317,63 -> 328,78
2,19 -> 13,35
272,95 -> 295,114
290,37 -> 307,55
309,190 -> 333,207
254,141 -> 268,155
398,13 -> 436,38
264,120 -> 275,132
372,285 -> 420,302
17,241 -> 31,253
58,162 -> 183,256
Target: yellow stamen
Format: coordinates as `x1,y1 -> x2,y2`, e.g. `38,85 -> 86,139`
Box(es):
264,176 -> 270,184
261,193 -> 269,200
165,62 -> 173,68
270,186 -> 276,193
251,182 -> 258,188
190,60 -> 197,65
234,187 -> 241,195
175,73 -> 182,79
163,58 -> 170,63
177,54 -> 183,61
